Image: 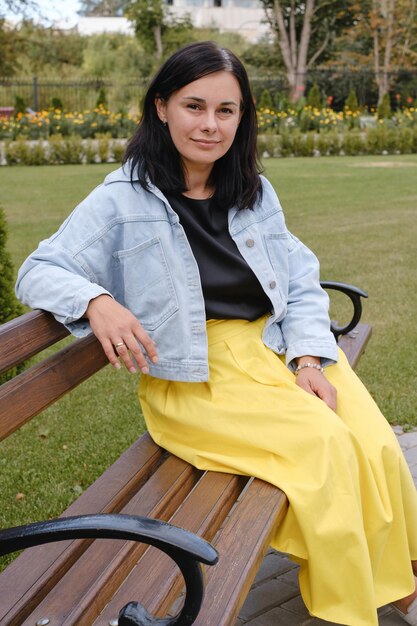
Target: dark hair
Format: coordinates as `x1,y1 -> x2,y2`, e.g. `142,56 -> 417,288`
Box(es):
123,41 -> 262,210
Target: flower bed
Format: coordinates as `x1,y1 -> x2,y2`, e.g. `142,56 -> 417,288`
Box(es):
0,106 -> 140,141
256,105 -> 417,134
1,104 -> 416,164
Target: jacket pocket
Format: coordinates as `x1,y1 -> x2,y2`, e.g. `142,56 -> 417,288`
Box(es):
114,237 -> 179,331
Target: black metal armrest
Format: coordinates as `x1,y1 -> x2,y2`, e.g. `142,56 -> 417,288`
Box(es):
320,281 -> 368,341
0,513 -> 218,626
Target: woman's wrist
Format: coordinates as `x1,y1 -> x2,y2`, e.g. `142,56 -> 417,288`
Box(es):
296,355 -> 321,366
295,356 -> 323,376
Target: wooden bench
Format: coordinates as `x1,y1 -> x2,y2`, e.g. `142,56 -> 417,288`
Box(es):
0,282 -> 372,626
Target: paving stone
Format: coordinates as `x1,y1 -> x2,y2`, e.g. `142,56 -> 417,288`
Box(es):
281,594 -> 312,617
243,607 -> 310,625
404,446 -> 417,464
253,551 -> 297,585
277,566 -> 300,588
378,607 -> 409,625
399,432 -> 417,451
239,578 -> 297,621
392,425 -> 404,436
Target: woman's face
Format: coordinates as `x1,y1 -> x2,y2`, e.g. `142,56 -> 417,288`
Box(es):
155,71 -> 242,176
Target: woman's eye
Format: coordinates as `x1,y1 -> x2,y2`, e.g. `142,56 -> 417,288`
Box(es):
187,104 -> 201,110
219,108 -> 233,115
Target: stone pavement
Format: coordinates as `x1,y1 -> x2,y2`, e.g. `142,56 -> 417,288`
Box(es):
235,427 -> 417,626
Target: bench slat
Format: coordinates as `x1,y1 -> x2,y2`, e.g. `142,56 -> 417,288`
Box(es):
0,310 -> 69,376
338,323 -> 372,369
193,479 -> 288,626
17,455 -> 202,626
94,472 -> 250,625
0,334 -> 107,441
0,434 -> 164,625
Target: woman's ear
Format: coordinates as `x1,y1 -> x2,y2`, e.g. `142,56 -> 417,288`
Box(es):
155,96 -> 167,124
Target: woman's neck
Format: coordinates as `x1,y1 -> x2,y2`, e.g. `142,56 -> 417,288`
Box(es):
183,165 -> 214,200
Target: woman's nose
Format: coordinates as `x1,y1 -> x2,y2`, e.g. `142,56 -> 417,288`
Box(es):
200,111 -> 217,133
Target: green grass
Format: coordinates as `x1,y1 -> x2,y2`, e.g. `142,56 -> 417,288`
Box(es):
0,156 -> 416,569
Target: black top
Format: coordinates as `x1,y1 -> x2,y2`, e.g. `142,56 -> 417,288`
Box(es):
166,193 -> 271,320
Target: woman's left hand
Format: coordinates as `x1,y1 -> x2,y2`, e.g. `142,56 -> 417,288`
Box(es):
296,368 -> 337,412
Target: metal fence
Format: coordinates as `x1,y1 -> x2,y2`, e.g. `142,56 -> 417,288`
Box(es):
1,69 -> 416,112
0,77 -> 150,112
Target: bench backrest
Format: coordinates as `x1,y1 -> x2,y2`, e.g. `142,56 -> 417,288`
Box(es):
0,310 -> 108,442
0,307 -> 372,443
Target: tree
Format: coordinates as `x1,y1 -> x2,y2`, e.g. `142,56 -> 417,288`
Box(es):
126,0 -> 194,59
259,0 -> 354,102
347,0 -> 417,103
6,21 -> 86,77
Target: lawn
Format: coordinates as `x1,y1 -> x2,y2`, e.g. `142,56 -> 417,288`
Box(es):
0,156 -> 416,567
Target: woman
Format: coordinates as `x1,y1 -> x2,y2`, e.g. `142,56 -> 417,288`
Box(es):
15,41 -> 417,625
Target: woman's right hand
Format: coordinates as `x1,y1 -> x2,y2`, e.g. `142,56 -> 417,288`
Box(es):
84,295 -> 158,374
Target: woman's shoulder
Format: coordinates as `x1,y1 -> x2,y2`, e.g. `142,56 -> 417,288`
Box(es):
257,174 -> 283,211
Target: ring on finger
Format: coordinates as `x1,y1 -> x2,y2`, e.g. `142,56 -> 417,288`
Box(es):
114,341 -> 125,349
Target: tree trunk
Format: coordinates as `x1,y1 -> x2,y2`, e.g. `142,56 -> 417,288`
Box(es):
372,0 -> 395,103
153,24 -> 163,58
271,0 -> 315,102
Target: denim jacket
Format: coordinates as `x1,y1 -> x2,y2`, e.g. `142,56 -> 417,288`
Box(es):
16,165 -> 338,382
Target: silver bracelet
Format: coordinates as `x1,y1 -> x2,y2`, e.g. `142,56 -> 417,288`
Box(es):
295,362 -> 324,376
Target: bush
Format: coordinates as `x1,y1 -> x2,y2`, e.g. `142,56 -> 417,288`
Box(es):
397,127 -> 414,154
377,94 -> 392,119
97,134 -> 110,163
344,89 -> 359,113
51,97 -> 64,110
96,87 -> 108,108
5,138 -> 30,165
14,96 -> 27,116
112,141 -> 126,163
0,207 -> 24,383
49,135 -> 84,164
259,89 -> 273,109
307,83 -> 321,109
341,132 -> 365,156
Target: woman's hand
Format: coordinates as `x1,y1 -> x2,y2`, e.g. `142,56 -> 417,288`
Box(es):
295,357 -> 337,411
84,295 -> 158,374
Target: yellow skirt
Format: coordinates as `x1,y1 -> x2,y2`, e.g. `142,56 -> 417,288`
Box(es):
139,316 -> 417,626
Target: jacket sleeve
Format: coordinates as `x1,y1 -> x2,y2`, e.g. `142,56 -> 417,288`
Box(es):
15,202 -> 113,338
279,232 -> 339,370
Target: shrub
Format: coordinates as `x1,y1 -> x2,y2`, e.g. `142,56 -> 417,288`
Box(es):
112,141 -> 126,163
14,96 -> 27,116
0,207 -> 24,383
377,94 -> 392,119
97,134 -> 110,163
49,135 -> 84,164
84,139 -> 97,164
259,89 -> 273,109
341,132 -> 366,156
51,97 -> 64,110
344,89 -> 359,113
5,138 -> 30,165
307,84 -> 321,109
96,87 -> 108,109
27,142 -> 48,166
397,127 -> 414,154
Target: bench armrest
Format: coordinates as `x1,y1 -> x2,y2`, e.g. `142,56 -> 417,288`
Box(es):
0,513 -> 218,626
320,281 -> 368,341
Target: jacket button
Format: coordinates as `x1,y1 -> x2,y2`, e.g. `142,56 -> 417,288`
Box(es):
246,239 -> 255,247
269,280 -> 277,289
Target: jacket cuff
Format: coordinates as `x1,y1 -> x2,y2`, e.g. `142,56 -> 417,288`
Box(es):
286,339 -> 339,372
